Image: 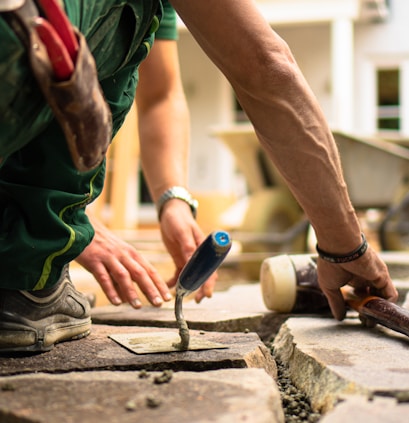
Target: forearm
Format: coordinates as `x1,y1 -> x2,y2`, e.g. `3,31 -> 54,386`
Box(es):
136,39 -> 190,204
236,74 -> 361,253
171,0 -> 361,253
138,89 -> 190,203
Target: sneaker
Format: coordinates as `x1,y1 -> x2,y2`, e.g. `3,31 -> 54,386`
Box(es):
0,266 -> 91,353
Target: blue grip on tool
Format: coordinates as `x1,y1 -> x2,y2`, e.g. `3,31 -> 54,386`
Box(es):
177,230 -> 232,294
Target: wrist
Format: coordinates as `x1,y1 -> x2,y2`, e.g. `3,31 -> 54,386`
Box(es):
316,233 -> 368,264
156,186 -> 198,221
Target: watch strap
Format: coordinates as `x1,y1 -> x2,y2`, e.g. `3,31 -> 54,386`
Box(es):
157,186 -> 198,220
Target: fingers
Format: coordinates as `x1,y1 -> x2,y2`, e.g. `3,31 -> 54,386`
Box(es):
160,211 -> 204,270
358,313 -> 377,328
322,287 -> 347,321
77,244 -> 172,308
194,272 -> 217,303
161,216 -> 215,301
370,276 -> 398,303
91,265 -> 123,306
79,216 -> 176,308
124,261 -> 172,307
109,255 -> 173,308
316,247 -> 397,321
89,261 -> 144,308
99,265 -> 171,309
166,249 -> 219,304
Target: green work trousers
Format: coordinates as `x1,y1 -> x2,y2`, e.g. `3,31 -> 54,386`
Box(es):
0,0 -> 160,290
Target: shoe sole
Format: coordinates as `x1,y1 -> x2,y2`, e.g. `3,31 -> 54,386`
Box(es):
0,318 -> 91,353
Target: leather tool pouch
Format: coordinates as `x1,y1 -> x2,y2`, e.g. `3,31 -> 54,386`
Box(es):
4,0 -> 112,171
0,0 -> 25,11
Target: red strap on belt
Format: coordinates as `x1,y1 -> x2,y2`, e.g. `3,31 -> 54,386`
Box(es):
34,0 -> 79,81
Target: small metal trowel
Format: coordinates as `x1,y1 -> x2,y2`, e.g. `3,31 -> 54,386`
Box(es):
173,230 -> 232,350
109,230 -> 232,354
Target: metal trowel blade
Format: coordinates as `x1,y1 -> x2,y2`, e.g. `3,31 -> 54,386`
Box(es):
109,332 -> 228,354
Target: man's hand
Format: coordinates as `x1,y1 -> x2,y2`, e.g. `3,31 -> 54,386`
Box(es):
76,218 -> 172,308
159,199 -> 218,303
317,245 -> 398,320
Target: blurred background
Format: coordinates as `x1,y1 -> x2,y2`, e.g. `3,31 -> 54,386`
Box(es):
76,0 -> 409,304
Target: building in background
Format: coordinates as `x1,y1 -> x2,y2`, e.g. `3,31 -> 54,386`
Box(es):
175,0 -> 408,200
126,0 -> 409,238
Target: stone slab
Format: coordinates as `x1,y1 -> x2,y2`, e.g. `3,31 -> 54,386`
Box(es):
0,368 -> 284,423
90,283 -> 291,343
0,325 -> 277,378
91,303 -> 265,333
273,316 -> 409,413
108,331 -> 227,354
194,283 -> 269,313
320,395 -> 409,423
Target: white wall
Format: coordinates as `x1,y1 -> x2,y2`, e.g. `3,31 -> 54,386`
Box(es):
177,0 -> 409,194
178,24 -> 333,194
275,24 -> 333,122
354,0 -> 409,135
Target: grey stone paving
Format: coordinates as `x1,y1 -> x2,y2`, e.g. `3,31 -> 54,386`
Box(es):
0,369 -> 284,423
91,302 -> 265,333
1,272 -> 409,422
319,395 -> 409,423
273,315 -> 409,414
0,325 -> 277,377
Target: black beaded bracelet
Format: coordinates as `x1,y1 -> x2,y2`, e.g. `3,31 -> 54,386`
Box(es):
316,233 -> 368,264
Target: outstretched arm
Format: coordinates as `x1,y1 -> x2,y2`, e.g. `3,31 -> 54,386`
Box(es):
170,0 -> 397,319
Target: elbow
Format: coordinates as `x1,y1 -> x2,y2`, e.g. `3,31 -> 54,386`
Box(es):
232,36 -> 301,100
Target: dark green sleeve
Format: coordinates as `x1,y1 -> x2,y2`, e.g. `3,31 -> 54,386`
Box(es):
157,0 -> 178,40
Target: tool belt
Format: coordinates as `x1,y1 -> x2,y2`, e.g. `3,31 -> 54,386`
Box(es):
2,0 -> 112,172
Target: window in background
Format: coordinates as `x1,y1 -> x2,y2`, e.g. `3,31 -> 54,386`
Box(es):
377,68 -> 400,131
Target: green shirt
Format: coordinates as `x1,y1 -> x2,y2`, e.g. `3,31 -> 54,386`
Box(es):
157,0 -> 178,40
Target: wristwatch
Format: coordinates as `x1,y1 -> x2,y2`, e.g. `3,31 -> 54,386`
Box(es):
156,186 -> 198,220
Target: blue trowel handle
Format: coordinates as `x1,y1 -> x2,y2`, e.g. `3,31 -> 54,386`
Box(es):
176,230 -> 232,296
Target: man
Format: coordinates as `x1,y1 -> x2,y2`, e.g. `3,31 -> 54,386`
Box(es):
0,0 -> 397,353
76,0 -> 216,309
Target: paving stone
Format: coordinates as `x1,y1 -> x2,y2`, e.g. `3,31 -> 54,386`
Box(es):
273,316 -> 409,413
90,283 -> 290,343
320,395 -> 409,423
0,325 -> 277,378
91,302 -> 265,333
0,368 -> 284,423
90,281 -> 359,347
195,283 -> 269,313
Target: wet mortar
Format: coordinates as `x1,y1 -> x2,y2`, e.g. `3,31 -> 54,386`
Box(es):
215,269 -> 323,422
272,349 -> 322,423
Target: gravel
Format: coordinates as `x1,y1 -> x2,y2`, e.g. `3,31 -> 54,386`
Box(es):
271,347 -> 321,423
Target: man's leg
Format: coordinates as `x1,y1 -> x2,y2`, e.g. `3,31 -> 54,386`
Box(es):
0,0 -> 159,352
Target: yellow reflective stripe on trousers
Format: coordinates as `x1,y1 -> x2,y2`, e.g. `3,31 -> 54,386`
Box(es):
33,169 -> 101,290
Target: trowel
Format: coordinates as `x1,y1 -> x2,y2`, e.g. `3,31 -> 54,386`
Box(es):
109,230 -> 232,354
